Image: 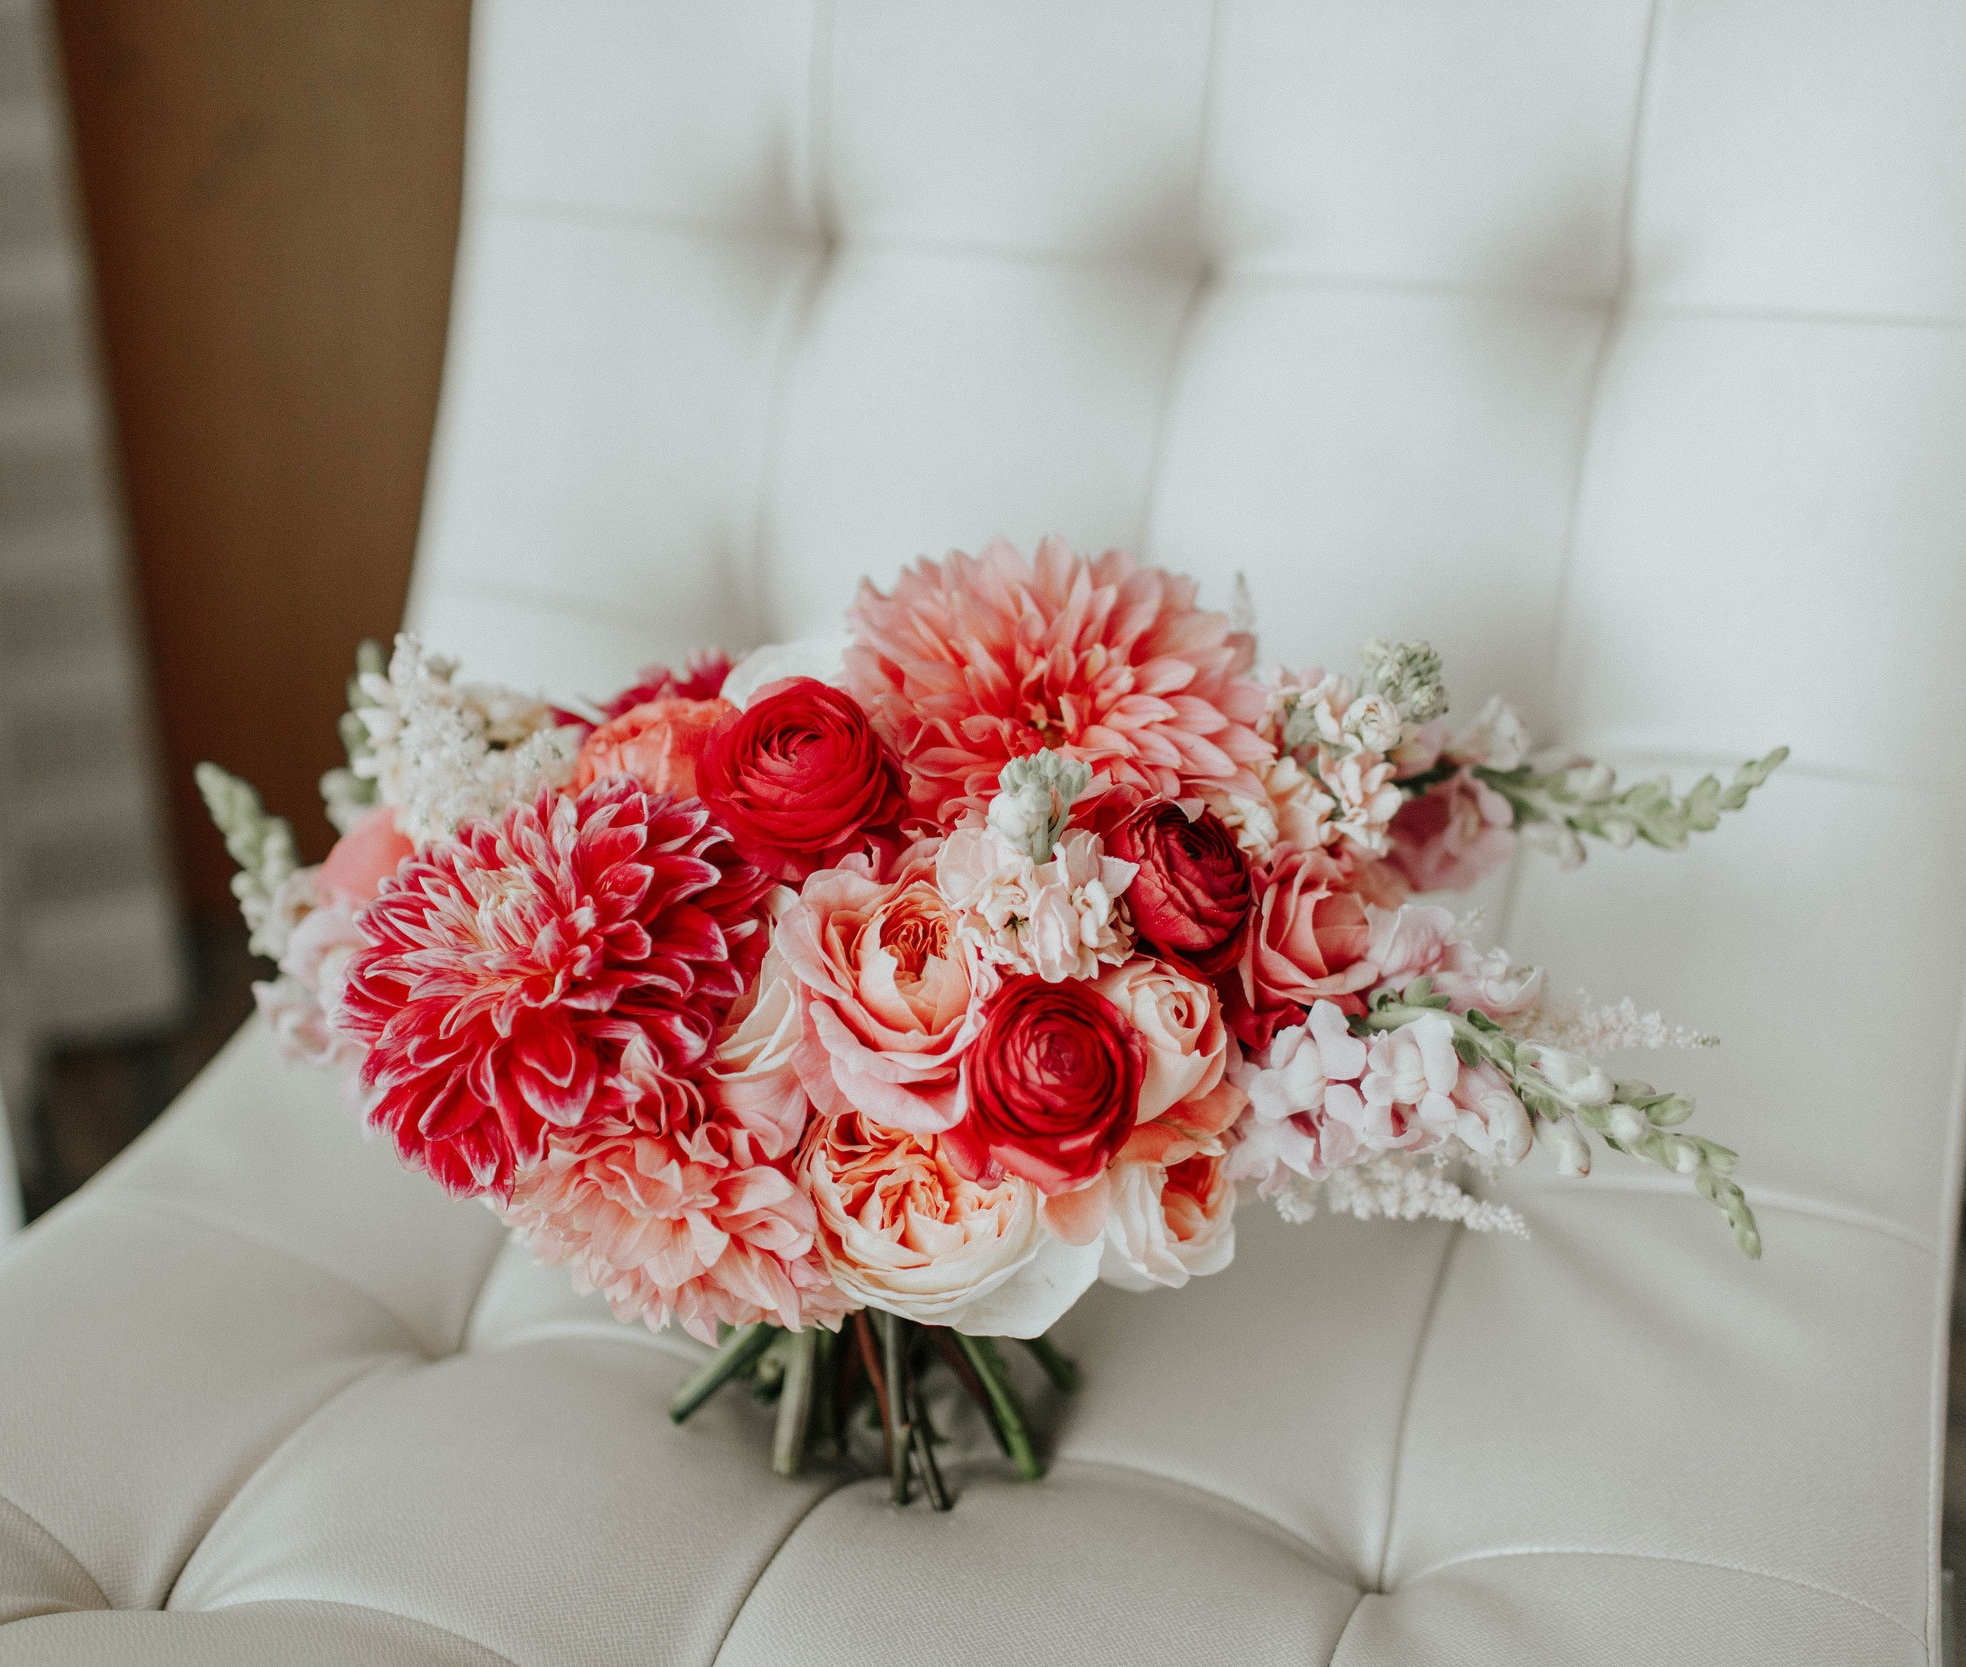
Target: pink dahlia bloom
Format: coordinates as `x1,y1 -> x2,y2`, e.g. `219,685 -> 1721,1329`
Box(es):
337,779 -> 774,1200
502,1113 -> 849,1343
845,536 -> 1271,828
501,942 -> 849,1342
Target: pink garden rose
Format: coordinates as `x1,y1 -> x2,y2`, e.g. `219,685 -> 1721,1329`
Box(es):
1385,768 -> 1516,894
776,848 -> 991,1136
317,804 -> 415,903
1099,1150 -> 1236,1291
571,695 -> 733,800
1232,844 -> 1379,1047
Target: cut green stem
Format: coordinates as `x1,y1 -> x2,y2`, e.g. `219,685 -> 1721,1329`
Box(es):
953,1333 -> 1044,1481
1018,1334 -> 1079,1394
669,1322 -> 778,1424
771,1328 -> 819,1477
882,1313 -> 912,1505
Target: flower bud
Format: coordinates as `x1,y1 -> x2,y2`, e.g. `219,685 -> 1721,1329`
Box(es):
1661,1134 -> 1701,1174
1527,1045 -> 1615,1108
1540,1116 -> 1591,1177
1604,1103 -> 1648,1143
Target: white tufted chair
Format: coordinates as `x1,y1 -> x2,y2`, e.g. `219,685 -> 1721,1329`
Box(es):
3,4 -> 1964,1662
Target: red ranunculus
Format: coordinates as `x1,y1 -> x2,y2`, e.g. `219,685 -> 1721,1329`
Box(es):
946,977 -> 1144,1195
1107,801 -> 1254,979
698,678 -> 907,881
598,648 -> 733,719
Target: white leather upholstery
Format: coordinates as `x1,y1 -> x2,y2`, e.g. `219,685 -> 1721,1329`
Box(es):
5,3 -> 1964,1662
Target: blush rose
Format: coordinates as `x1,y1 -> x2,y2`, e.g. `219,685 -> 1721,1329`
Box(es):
1231,844 -> 1379,1048
1090,957 -> 1229,1122
572,695 -> 733,799
775,848 -> 991,1136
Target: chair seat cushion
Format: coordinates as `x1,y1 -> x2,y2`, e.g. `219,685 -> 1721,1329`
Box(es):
0,1018 -> 1938,1665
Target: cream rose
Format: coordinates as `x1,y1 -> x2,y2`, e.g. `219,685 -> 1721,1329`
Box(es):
1091,958 -> 1229,1122
801,1109 -> 1099,1336
1099,1152 -> 1236,1291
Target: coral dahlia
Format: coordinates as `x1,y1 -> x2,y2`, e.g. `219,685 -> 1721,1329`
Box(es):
502,1114 -> 849,1342
845,536 -> 1271,828
337,779 -> 774,1200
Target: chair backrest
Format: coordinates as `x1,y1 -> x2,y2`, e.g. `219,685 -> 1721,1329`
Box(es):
409,0 -> 1966,775
407,2 -> 1966,1230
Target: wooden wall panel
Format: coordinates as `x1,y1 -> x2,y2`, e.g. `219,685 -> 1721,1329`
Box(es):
52,0 -> 470,911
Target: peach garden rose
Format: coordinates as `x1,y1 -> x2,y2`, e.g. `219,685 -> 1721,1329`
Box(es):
775,848 -> 992,1136
801,1108 -> 1099,1337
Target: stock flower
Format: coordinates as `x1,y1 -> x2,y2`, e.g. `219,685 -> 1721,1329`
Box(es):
1107,801 -> 1254,978
1385,769 -> 1516,894
936,824 -> 1134,983
1233,844 -> 1378,1047
1090,957 -> 1229,1121
1227,1001 -> 1370,1192
1358,1015 -> 1463,1152
572,696 -> 733,800
845,536 -> 1270,827
337,780 -> 774,1200
801,1109 -> 1100,1336
1099,1151 -> 1236,1291
1450,1061 -> 1533,1164
698,677 -> 907,882
776,849 -> 989,1135
947,976 -> 1145,1195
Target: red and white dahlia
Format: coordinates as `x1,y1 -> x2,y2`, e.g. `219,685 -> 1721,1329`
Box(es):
845,536 -> 1271,828
336,778 -> 774,1200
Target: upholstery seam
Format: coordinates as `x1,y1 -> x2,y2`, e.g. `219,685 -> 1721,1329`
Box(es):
162,1597 -> 520,1666
457,1219 -> 522,1353
101,1192 -> 435,1354
160,1355 -> 416,1614
1497,1173 -> 1939,1256
1537,0 -> 1665,740
0,1489 -> 110,1615
1371,1227 -> 1460,1593
1054,1455 -> 1361,1590
1921,971 -> 1966,1660
1136,0 -> 1222,562
1398,1545 -> 1923,1649
706,1474 -> 860,1667
1323,1587 -> 1371,1666
743,0 -> 837,648
463,198 -> 1966,334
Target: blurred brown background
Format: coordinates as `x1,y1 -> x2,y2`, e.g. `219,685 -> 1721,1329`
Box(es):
20,2 -> 469,1213
55,0 -> 470,911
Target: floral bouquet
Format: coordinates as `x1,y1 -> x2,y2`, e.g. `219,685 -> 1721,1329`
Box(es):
201,538 -> 1782,1509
